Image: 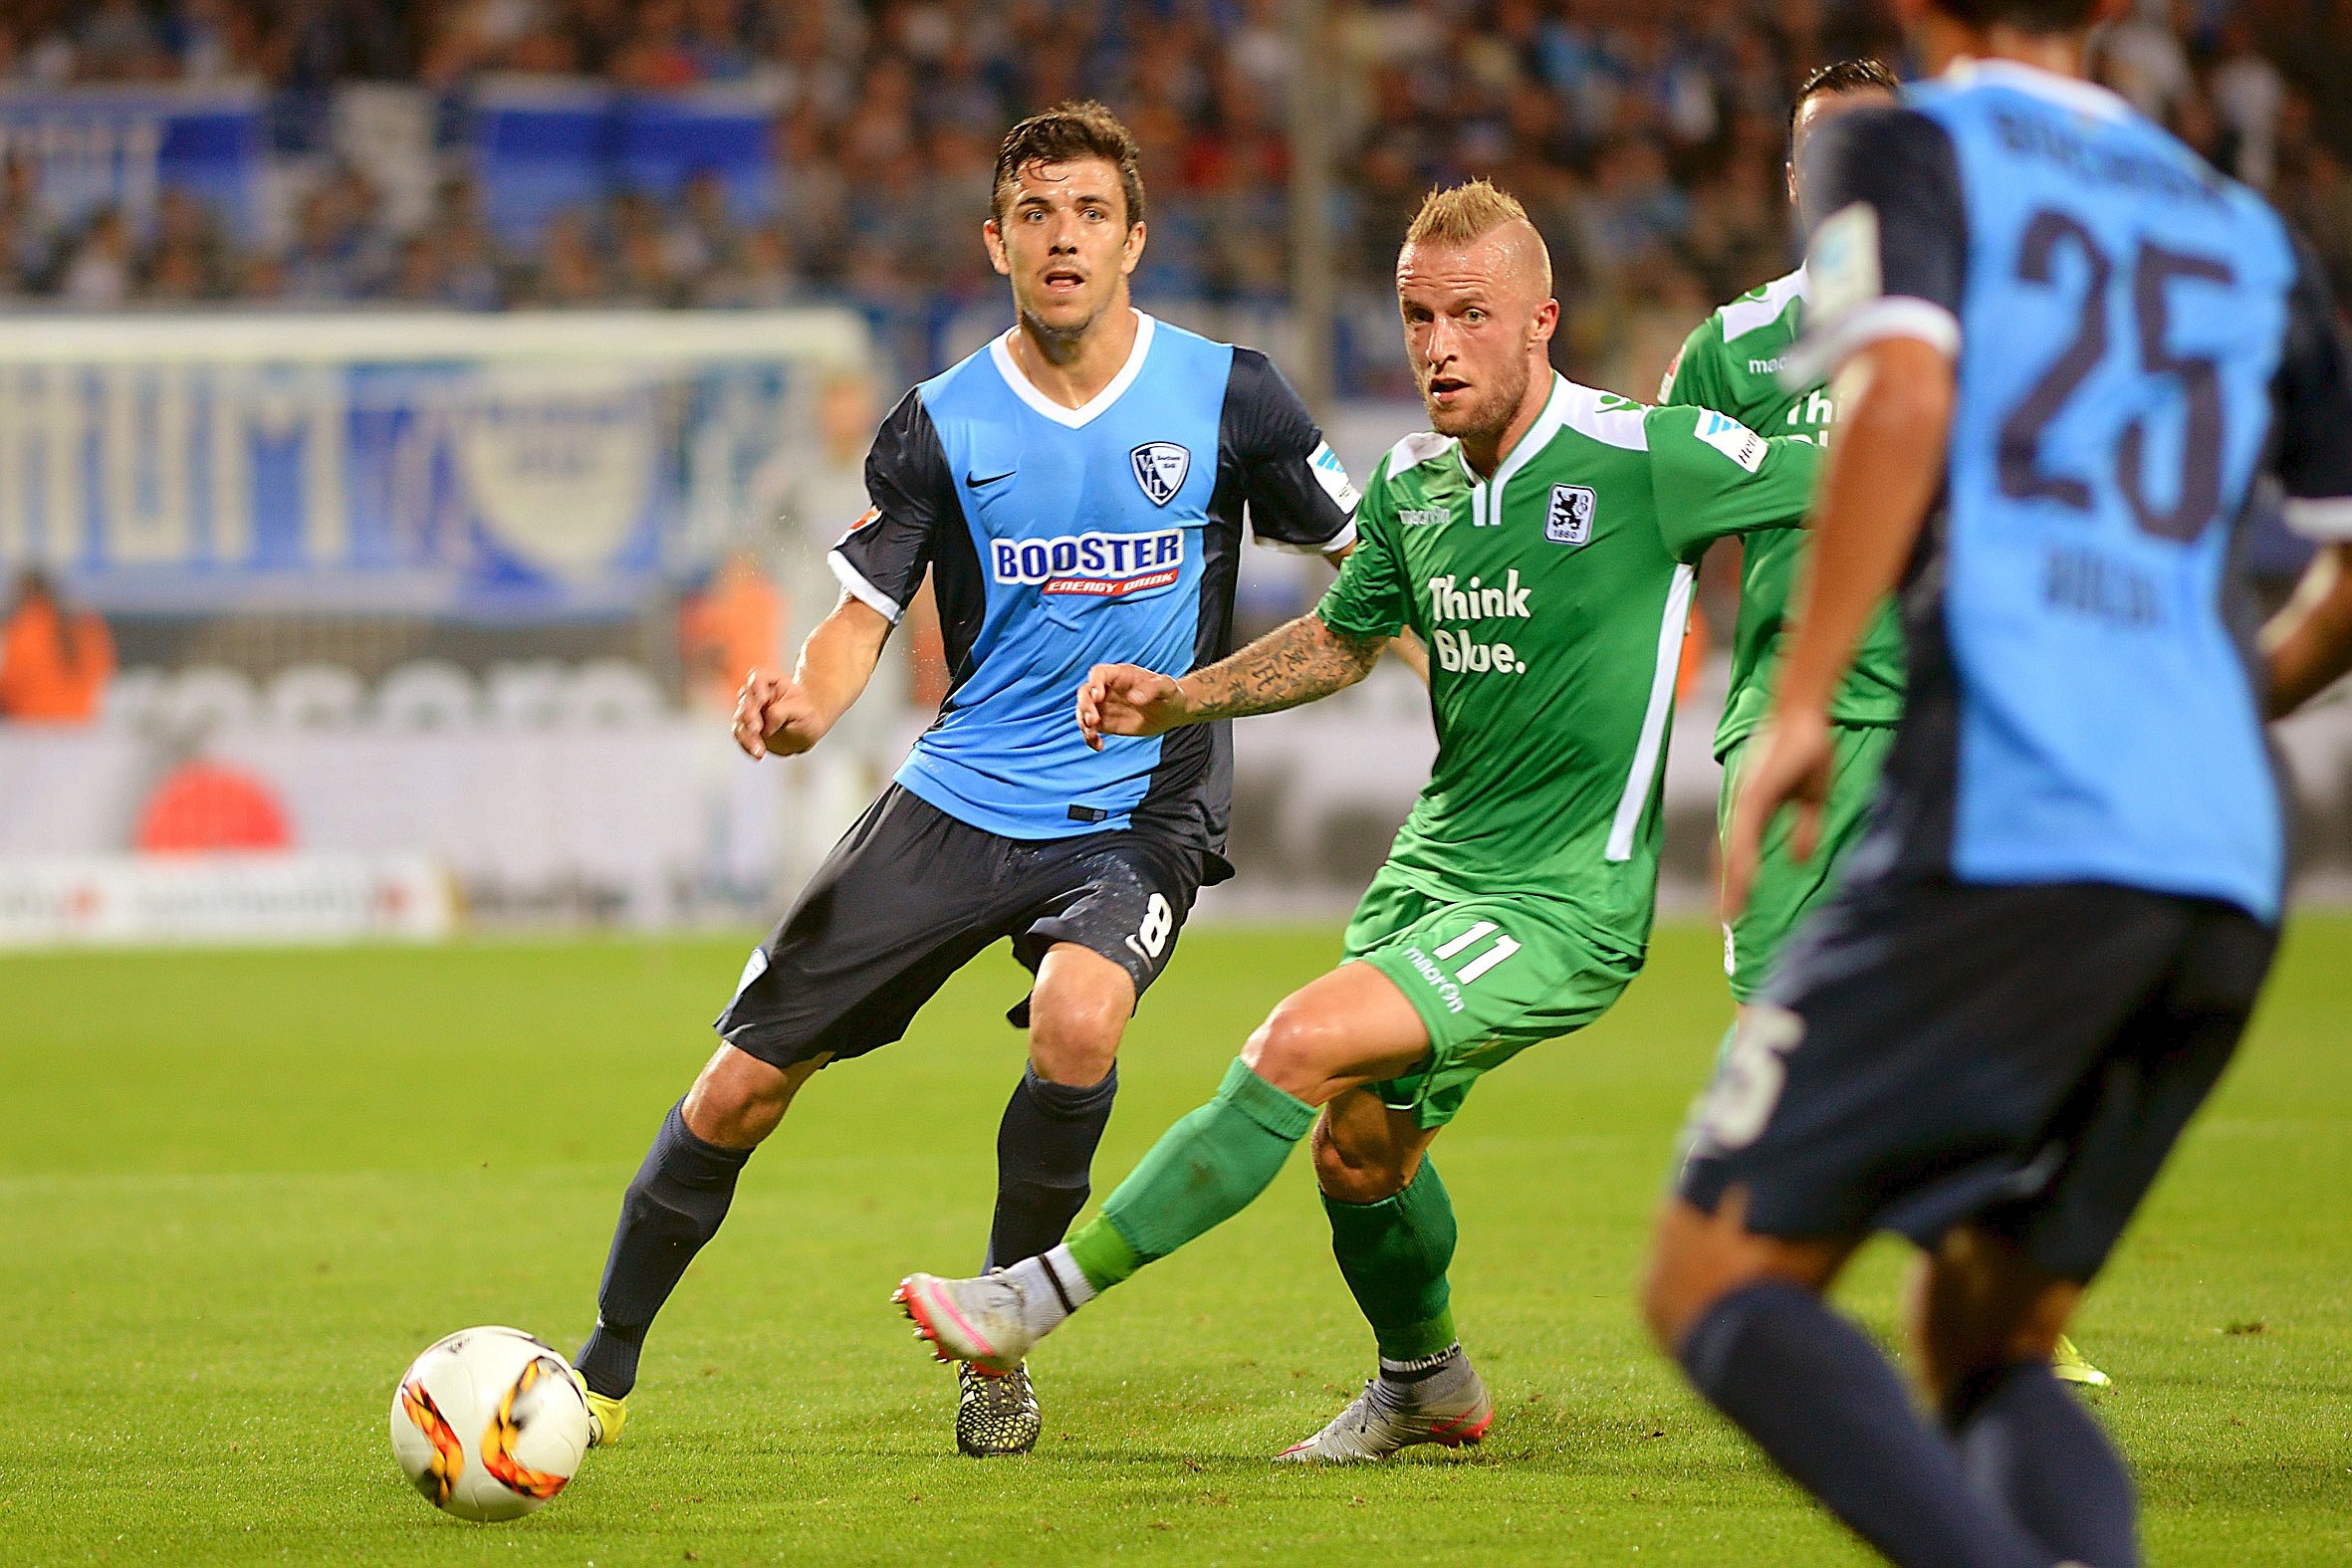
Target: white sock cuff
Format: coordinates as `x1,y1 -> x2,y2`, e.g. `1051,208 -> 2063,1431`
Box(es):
1378,1343 -> 1463,1376
1039,1244 -> 1097,1308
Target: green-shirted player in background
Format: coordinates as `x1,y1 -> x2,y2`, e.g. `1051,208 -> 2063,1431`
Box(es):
896,179 -> 1823,1461
1660,56 -> 2107,1392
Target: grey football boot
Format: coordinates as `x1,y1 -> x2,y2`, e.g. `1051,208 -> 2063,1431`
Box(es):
1274,1349 -> 1494,1463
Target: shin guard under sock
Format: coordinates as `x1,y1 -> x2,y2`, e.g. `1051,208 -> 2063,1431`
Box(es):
1322,1157 -> 1459,1362
986,1064 -> 1118,1269
574,1100 -> 751,1398
1064,1057 -> 1316,1291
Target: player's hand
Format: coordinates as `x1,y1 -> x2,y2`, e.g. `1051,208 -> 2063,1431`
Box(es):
732,668 -> 826,759
1724,708 -> 1834,918
1077,663 -> 1192,750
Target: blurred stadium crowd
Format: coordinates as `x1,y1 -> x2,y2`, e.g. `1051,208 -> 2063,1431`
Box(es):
0,0 -> 2343,389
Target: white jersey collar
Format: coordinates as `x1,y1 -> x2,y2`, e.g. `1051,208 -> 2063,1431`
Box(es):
989,309 -> 1156,428
1458,373 -> 1574,527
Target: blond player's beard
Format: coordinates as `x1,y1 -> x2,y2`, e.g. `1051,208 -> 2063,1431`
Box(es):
1422,352 -> 1531,445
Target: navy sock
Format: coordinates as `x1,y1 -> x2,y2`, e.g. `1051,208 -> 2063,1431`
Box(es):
574,1100 -> 751,1399
1947,1361 -> 2139,1568
986,1064 -> 1118,1269
1678,1280 -> 2056,1568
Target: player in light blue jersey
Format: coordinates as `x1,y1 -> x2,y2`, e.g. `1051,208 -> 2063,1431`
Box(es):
1641,0 -> 2352,1562
564,104 -> 1360,1459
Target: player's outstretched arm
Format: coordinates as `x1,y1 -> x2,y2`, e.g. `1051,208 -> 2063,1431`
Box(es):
1077,612 -> 1387,750
2263,543 -> 2352,719
732,593 -> 893,759
1727,336 -> 1952,911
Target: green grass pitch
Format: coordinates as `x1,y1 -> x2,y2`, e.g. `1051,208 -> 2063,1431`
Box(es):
7,918 -> 2351,1564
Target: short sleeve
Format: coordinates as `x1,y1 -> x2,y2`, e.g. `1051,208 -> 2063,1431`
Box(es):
827,388 -> 957,622
1312,464 -> 1409,639
2272,231 -> 2352,540
1661,320 -> 1725,409
1646,405 -> 1823,561
1784,107 -> 1968,387
1222,347 -> 1361,554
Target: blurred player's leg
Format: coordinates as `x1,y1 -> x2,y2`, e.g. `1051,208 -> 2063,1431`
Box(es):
1915,1228 -> 2135,1567
1649,1202 -> 2057,1568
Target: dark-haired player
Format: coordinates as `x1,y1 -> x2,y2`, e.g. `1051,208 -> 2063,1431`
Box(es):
1643,0 -> 2352,1560
564,102 -> 1361,1458
1661,55 -> 2110,1390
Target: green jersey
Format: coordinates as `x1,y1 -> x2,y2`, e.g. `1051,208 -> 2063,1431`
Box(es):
1316,373 -> 1821,956
1662,267 -> 1907,758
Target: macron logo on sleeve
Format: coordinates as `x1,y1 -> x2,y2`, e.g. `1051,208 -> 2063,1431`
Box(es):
990,530 -> 1187,597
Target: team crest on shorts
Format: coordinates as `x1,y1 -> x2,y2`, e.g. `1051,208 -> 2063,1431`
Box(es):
1131,442 -> 1191,506
1545,484 -> 1595,546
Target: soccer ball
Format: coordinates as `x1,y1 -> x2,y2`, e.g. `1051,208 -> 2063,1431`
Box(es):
388,1326 -> 590,1522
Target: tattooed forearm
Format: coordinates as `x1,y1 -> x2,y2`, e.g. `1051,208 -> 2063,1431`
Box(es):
1180,613 -> 1386,720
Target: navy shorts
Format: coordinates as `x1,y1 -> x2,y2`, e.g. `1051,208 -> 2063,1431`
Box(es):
715,784 -> 1206,1070
1677,877 -> 2274,1282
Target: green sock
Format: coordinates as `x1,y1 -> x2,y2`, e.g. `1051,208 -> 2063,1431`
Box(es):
1322,1157 -> 1459,1362
1062,1057 -> 1317,1292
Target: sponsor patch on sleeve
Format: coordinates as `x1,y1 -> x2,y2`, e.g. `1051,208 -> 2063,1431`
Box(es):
1308,440 -> 1361,514
1807,201 -> 1883,327
1694,410 -> 1767,473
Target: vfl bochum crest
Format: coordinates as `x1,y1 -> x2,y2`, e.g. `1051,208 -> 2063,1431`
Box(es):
1545,484 -> 1595,546
1131,442 -> 1191,506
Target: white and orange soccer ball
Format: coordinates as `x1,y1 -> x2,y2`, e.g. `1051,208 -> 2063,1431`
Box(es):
388,1326 -> 590,1522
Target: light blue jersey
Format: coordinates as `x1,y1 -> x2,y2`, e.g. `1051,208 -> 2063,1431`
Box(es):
1794,62 -> 2352,921
830,312 -> 1356,855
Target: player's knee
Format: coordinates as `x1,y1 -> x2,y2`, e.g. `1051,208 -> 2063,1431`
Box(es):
1028,992 -> 1125,1086
1243,1001 -> 1345,1099
1640,1199 -> 1768,1356
680,1044 -> 804,1149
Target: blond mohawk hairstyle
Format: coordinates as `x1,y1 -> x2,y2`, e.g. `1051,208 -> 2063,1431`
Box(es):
1402,179 -> 1552,294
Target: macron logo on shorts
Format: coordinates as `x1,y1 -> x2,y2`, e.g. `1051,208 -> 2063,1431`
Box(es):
990,530 -> 1186,598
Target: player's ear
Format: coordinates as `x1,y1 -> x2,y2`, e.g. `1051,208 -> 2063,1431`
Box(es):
1121,219 -> 1146,277
1529,296 -> 1559,348
984,218 -> 1011,278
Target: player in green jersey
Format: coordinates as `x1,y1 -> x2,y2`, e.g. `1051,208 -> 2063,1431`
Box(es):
1660,58 -> 1907,1013
1662,54 -> 2107,1391
895,179 -> 1822,1460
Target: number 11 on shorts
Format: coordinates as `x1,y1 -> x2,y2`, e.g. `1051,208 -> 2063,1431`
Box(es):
1433,921 -> 1521,985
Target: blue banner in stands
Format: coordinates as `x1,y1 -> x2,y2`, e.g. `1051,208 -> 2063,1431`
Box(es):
471,80 -> 777,247
0,339 -> 809,619
0,84 -> 266,239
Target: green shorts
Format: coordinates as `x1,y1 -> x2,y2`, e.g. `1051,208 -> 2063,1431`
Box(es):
1717,722 -> 1897,1003
1344,865 -> 1642,1128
